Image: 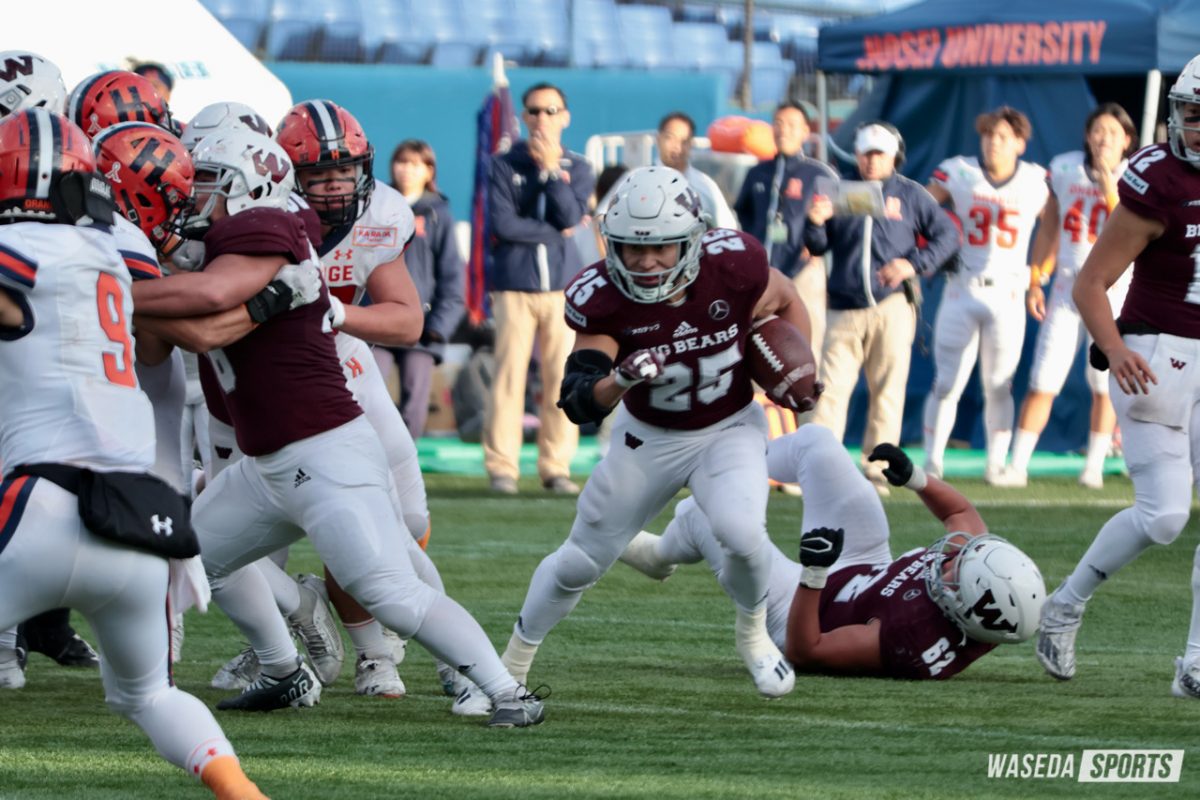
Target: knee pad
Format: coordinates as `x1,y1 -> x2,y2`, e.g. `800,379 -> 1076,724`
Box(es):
704,511 -> 767,561
105,681 -> 168,719
1137,508 -> 1190,546
403,512 -> 430,544
767,425 -> 832,483
554,540 -> 605,593
342,573 -> 436,638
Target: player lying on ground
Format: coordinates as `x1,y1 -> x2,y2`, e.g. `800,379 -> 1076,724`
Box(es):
620,424 -> 1046,678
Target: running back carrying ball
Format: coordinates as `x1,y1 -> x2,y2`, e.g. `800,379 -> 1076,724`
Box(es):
746,315 -> 820,412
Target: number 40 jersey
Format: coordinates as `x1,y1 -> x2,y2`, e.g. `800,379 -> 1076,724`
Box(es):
563,228 -> 769,430
0,221 -> 154,474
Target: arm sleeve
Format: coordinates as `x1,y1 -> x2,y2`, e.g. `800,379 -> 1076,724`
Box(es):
424,206 -> 466,344
911,189 -> 962,276
487,157 -> 563,244
0,239 -> 38,292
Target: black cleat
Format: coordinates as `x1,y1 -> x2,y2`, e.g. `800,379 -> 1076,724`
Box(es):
217,664 -> 321,711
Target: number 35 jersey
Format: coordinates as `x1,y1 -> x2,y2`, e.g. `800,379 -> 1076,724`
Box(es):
930,156 -> 1048,281
563,228 -> 769,430
0,221 -> 154,474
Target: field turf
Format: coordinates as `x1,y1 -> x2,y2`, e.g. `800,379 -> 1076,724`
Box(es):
0,475 -> 1196,798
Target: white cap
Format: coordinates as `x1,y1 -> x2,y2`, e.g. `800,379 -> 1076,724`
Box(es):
855,124 -> 900,156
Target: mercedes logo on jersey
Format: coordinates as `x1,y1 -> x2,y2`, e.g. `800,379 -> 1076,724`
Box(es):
709,299 -> 730,320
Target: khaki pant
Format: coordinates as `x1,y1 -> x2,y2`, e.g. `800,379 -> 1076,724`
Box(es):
812,292 -> 916,479
483,290 -> 578,482
792,259 -> 826,369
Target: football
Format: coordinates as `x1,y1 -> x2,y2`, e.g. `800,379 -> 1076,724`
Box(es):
746,315 -> 819,412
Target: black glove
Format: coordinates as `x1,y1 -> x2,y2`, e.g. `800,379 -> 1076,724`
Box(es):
798,527 -> 844,568
867,443 -> 913,487
245,280 -> 294,324
1089,342 -> 1109,371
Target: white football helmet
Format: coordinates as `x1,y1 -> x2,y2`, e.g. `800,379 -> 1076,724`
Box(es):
925,533 -> 1045,644
0,51 -> 67,118
181,101 -> 273,152
600,166 -> 706,304
1168,54 -> 1200,167
186,129 -> 294,231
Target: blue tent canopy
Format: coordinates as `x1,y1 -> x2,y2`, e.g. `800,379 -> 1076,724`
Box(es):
818,0 -> 1200,75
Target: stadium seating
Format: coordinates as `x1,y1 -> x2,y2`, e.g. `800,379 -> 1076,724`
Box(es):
315,0 -> 364,62
199,0 -> 271,51
615,5 -> 675,69
264,0 -> 324,60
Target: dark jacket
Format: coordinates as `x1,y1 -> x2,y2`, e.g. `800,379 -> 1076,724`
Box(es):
804,173 -> 960,311
487,140 -> 594,293
401,189 -> 465,363
734,153 -> 837,277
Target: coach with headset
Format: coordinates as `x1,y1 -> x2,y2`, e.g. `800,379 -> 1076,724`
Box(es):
803,122 -> 960,495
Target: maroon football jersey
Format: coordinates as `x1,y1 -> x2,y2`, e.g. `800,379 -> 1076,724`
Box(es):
197,207 -> 360,456
1116,144 -> 1200,338
564,229 -> 770,430
819,549 -> 995,680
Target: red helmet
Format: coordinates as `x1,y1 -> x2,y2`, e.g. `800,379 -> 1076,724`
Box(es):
93,121 -> 194,253
67,70 -> 177,139
0,108 -> 95,223
275,99 -> 374,225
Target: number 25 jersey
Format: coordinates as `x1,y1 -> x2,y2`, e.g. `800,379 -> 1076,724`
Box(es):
930,156 -> 1048,281
563,229 -> 769,430
0,221 -> 154,474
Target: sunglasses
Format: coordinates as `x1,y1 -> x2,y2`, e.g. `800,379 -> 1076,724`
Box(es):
525,106 -> 562,117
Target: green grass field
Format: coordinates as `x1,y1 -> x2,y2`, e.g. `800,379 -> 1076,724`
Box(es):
1,475 -> 1197,799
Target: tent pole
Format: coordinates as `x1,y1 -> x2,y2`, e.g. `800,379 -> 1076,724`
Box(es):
817,70 -> 828,163
1141,69 -> 1162,146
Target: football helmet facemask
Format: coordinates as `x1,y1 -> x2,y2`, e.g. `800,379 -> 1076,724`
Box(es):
275,99 -> 374,226
0,109 -> 97,224
0,51 -> 67,118
183,129 -> 294,236
600,166 -> 705,304
67,70 -> 178,139
1168,54 -> 1200,167
925,533 -> 1045,645
181,101 -> 274,152
93,122 -> 194,254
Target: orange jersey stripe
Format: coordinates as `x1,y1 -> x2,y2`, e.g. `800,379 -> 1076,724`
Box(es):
0,248 -> 37,286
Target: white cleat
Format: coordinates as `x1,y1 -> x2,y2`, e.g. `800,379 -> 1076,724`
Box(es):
1036,586 -> 1084,680
1171,656 -> 1200,699
618,531 -> 677,582
487,685 -> 546,728
354,655 -> 406,698
289,574 -> 345,686
745,653 -> 795,699
381,627 -> 407,665
0,646 -> 26,689
1078,471 -> 1104,490
735,607 -> 794,698
984,465 -> 1027,488
451,686 -> 494,717
211,646 -> 261,690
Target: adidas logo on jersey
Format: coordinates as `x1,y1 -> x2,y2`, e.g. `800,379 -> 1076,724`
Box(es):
673,320 -> 699,338
294,468 -> 311,488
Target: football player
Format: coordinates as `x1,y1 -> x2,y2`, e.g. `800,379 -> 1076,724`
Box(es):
923,107 -> 1051,485
1008,105 -> 1138,489
618,425 -> 1044,679
0,50 -> 67,118
0,108 -> 267,799
276,99 -> 462,701
1038,55 -> 1200,698
67,70 -> 177,138
500,166 -> 812,698
131,129 -> 543,726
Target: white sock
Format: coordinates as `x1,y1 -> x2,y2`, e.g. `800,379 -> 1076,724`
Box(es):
500,631 -> 539,686
987,429 -> 1013,472
922,393 -> 957,475
256,557 -> 300,617
1010,429 -> 1039,474
1062,508 -> 1155,604
210,566 -> 299,676
1083,431 -> 1112,477
735,606 -> 776,661
1188,544 -> 1200,663
344,618 -> 391,660
0,626 -> 17,651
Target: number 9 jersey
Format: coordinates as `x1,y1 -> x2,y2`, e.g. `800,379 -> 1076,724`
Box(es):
563,228 -> 769,430
930,155 -> 1048,280
0,221 -> 154,474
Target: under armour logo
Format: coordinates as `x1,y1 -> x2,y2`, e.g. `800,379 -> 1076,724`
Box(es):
294,468 -> 311,487
333,249 -> 352,260
150,514 -> 174,536
1171,358 -> 1187,370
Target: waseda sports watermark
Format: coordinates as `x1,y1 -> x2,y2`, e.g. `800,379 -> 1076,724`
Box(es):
986,750 -> 1184,782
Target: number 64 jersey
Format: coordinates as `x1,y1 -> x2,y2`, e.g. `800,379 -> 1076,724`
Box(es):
563,228 -> 770,430
0,221 -> 154,473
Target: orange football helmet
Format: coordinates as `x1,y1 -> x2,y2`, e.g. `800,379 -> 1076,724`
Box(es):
275,99 -> 373,225
67,70 -> 177,139
0,108 -> 96,223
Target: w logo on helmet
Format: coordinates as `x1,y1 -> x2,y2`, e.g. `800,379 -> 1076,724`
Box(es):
0,56 -> 33,83
239,114 -> 271,136
250,150 -> 290,183
967,589 -> 1018,634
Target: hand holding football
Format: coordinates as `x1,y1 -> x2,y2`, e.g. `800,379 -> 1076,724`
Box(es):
746,316 -> 820,412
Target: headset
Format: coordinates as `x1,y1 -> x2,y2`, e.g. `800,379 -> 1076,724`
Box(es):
855,120 -> 906,168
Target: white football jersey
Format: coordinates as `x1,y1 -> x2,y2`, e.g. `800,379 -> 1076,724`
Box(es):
320,182 -> 415,307
0,221 -> 154,474
109,214 -> 163,280
932,156 -> 1049,280
1047,151 -> 1125,278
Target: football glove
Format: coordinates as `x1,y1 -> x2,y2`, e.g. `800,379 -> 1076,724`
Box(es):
798,527 -> 844,590
614,348 -> 665,389
867,443 -> 927,490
